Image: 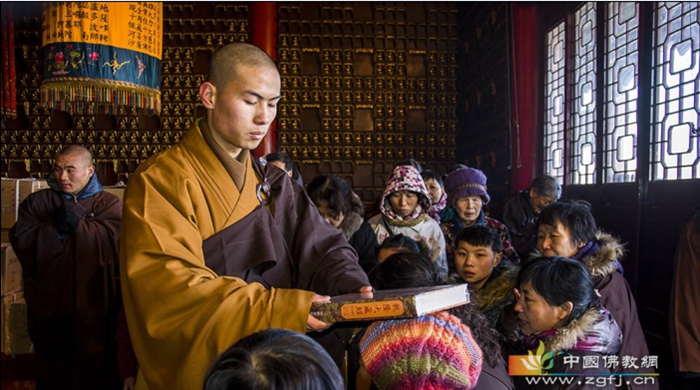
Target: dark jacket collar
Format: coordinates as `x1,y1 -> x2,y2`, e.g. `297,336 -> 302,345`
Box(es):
48,172 -> 103,201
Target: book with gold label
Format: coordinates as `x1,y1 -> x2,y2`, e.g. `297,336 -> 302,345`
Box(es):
310,284 -> 470,323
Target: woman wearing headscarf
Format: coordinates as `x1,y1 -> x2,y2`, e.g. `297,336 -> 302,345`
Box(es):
368,164 -> 448,276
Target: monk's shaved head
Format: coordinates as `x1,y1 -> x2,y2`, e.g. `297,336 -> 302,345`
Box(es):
208,43 -> 278,88
57,144 -> 93,167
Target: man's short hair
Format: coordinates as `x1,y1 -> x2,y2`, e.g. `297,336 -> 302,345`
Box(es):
454,225 -> 503,254
530,175 -> 561,199
57,144 -> 93,166
208,43 -> 278,88
537,200 -> 597,246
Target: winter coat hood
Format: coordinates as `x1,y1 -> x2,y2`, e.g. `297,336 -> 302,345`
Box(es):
380,165 -> 432,222
533,231 -> 624,279
339,191 -> 365,240
520,306 -> 623,355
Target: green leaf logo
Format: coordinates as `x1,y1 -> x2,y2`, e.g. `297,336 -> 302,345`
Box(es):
519,341 -> 555,373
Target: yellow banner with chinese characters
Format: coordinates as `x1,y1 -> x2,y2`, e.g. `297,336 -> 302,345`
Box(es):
42,2 -> 162,60
40,2 -> 162,114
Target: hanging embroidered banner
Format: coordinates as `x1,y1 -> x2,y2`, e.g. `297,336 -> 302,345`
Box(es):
1,3 -> 17,118
40,2 -> 162,115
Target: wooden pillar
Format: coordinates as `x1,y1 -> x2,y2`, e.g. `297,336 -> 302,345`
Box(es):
249,1 -> 277,157
510,4 -> 541,193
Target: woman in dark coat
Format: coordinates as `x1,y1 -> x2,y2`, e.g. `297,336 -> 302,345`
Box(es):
509,256 -> 623,390
307,174 -> 378,275
533,200 -> 658,390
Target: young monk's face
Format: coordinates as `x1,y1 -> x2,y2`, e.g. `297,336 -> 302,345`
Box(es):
201,64 -> 281,159
53,152 -> 95,195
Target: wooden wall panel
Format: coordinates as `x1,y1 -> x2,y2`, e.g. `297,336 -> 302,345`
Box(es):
456,3 -> 512,217
275,2 -> 459,208
1,3 -> 465,215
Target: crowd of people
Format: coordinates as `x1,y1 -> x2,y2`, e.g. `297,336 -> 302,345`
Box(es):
10,42 -> 690,390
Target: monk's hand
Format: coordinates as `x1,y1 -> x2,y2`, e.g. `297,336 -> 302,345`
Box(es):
54,202 -> 80,235
306,293 -> 331,333
359,285 -> 374,299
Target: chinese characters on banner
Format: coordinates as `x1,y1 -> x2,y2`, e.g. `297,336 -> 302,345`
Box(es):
40,2 -> 162,114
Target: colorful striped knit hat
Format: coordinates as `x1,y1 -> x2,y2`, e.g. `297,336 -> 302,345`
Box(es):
359,311 -> 483,390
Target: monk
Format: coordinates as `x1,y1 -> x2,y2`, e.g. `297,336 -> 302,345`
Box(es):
119,43 -> 371,389
10,145 -> 122,390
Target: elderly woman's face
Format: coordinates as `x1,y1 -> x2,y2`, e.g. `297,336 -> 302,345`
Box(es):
536,219 -> 583,258
513,281 -> 570,335
389,190 -> 419,218
454,196 -> 483,226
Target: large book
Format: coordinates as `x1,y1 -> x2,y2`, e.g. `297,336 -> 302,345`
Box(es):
310,284 -> 470,323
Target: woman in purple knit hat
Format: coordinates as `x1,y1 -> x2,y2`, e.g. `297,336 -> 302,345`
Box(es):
440,166 -> 520,275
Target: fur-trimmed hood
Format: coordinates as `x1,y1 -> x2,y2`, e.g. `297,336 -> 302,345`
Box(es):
532,231 -> 625,279
518,306 -> 623,356
542,306 -> 623,355
581,232 -> 625,279
339,192 -> 365,240
471,263 -> 519,313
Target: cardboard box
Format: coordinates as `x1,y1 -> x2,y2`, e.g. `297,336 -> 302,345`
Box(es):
1,243 -> 22,296
1,292 -> 33,355
103,186 -> 126,202
1,178 -> 49,229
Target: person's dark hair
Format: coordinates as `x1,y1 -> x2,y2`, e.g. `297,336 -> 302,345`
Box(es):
377,233 -> 420,255
450,163 -> 469,172
369,251 -> 446,290
306,175 -> 354,217
396,158 -> 422,173
530,175 -> 561,199
376,234 -> 430,258
208,43 -> 277,88
57,144 -> 94,166
203,328 -> 344,390
537,200 -> 597,246
455,225 -> 503,254
421,169 -> 444,187
265,152 -> 294,172
368,251 -> 503,367
517,256 -> 600,325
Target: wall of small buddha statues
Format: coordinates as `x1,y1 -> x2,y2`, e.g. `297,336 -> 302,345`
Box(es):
1,2 -> 511,211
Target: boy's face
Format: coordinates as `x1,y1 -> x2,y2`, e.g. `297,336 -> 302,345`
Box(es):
454,241 -> 501,290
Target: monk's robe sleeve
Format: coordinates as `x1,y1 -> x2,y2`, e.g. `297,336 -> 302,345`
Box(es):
10,191 -> 65,281
120,167 -> 314,390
